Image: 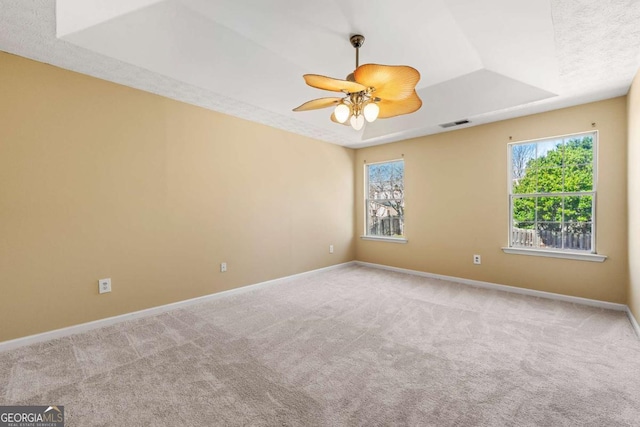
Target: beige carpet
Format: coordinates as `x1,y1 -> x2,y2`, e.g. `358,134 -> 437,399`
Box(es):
1,264 -> 639,426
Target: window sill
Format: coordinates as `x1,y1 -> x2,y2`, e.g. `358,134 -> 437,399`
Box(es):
501,247 -> 607,262
360,236 -> 408,244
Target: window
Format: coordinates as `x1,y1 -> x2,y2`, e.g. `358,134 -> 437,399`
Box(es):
508,131 -> 597,256
365,160 -> 405,240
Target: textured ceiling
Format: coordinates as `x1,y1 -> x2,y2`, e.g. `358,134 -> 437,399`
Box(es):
1,0 -> 639,148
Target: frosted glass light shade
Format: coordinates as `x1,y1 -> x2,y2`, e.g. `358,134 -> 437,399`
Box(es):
334,103 -> 350,123
363,102 -> 380,122
350,114 -> 365,130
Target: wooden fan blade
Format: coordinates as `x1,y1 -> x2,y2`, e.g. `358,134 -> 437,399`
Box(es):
354,64 -> 420,101
304,74 -> 367,93
377,91 -> 422,119
330,112 -> 350,125
293,97 -> 342,112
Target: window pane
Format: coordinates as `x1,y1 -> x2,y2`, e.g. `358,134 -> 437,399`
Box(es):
564,135 -> 594,165
564,196 -> 593,222
512,168 -> 528,187
513,197 -> 535,223
512,222 -> 536,247
513,168 -> 537,194
368,161 -> 404,198
536,196 -> 562,222
367,199 -> 404,237
536,139 -> 563,166
512,143 -> 536,174
564,163 -> 593,191
538,222 -> 562,249
564,222 -> 592,251
536,167 -> 563,193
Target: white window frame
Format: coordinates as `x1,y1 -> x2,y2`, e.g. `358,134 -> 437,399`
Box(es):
502,131 -> 606,262
361,159 -> 407,243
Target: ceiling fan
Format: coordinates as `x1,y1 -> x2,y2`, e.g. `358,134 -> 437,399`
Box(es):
293,34 -> 422,131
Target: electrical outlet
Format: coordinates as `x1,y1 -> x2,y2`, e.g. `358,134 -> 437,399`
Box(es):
220,262 -> 227,273
98,278 -> 111,294
473,255 -> 481,265
329,245 -> 334,254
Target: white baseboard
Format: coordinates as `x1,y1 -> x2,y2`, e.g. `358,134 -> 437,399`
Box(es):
356,261 -> 632,313
627,307 -> 640,338
358,261 -> 639,339
0,261 -> 356,353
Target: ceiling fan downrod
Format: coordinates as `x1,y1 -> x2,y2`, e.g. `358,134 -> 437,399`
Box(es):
350,34 -> 365,69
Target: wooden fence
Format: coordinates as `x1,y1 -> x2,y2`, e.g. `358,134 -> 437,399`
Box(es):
512,227 -> 591,251
369,217 -> 403,237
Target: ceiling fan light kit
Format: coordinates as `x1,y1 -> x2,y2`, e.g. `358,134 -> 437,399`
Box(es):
293,34 -> 422,131
334,103 -> 351,123
350,114 -> 365,130
363,102 -> 380,122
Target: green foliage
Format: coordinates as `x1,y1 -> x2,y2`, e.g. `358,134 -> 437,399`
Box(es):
512,137 -> 593,232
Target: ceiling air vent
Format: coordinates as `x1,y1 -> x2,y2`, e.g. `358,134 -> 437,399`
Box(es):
439,119 -> 470,128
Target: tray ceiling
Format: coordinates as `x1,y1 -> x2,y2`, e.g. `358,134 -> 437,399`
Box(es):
1,0 -> 639,147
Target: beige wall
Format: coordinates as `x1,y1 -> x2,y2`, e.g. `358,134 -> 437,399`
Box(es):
628,69 -> 640,323
0,53 -> 355,342
0,50 -> 633,343
356,97 -> 628,303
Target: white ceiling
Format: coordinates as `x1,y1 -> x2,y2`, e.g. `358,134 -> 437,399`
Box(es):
1,0 -> 640,148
